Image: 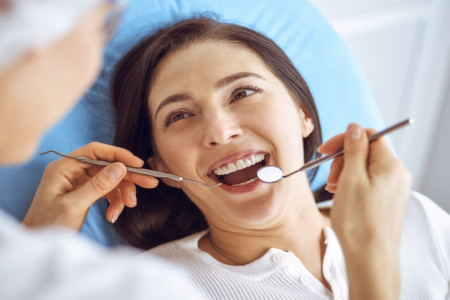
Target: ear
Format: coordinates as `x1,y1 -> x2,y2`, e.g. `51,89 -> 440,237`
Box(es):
299,108 -> 314,138
147,156 -> 181,189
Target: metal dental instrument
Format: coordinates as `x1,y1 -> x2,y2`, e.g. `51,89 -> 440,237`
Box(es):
40,118 -> 412,188
257,118 -> 414,184
40,150 -> 222,188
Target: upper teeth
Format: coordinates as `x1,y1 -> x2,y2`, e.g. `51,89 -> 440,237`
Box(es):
213,154 -> 265,176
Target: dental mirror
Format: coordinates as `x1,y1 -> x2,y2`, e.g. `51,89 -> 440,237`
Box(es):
257,118 -> 414,184
257,165 -> 284,184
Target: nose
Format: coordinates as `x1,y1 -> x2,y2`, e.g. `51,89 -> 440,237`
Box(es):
202,109 -> 243,148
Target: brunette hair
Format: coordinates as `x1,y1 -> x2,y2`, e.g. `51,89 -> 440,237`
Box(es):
112,17 -> 326,249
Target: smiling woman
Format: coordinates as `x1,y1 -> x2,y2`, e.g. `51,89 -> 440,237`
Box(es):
149,45 -> 317,197
111,17 -> 449,300
112,17 -> 322,248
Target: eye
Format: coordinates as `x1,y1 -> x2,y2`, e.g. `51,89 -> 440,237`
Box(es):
165,110 -> 192,127
232,86 -> 261,102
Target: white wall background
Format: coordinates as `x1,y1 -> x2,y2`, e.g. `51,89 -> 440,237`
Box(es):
309,0 -> 450,212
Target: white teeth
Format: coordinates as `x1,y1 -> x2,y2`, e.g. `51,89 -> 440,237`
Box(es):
236,160 -> 246,170
244,159 -> 252,167
213,154 -> 265,176
228,163 -> 237,173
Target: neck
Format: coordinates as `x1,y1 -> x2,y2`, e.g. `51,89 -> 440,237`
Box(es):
199,189 -> 331,283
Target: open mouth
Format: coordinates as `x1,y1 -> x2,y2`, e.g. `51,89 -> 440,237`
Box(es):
209,153 -> 267,187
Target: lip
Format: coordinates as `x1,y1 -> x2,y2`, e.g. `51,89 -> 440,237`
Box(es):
208,150 -> 269,174
207,150 -> 270,194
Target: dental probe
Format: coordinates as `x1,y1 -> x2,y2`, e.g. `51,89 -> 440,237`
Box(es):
39,150 -> 222,188
257,118 -> 414,184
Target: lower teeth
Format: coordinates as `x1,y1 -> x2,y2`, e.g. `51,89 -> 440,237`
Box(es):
231,177 -> 257,187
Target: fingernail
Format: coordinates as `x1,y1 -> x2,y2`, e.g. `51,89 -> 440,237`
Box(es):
317,145 -> 323,153
107,163 -> 125,179
111,211 -> 119,223
348,124 -> 362,140
130,193 -> 137,207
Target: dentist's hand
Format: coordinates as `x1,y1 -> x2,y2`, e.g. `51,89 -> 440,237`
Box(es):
318,123 -> 412,300
22,142 -> 158,231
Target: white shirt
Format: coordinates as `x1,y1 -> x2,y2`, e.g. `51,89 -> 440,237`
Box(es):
148,191 -> 450,299
0,210 -> 202,300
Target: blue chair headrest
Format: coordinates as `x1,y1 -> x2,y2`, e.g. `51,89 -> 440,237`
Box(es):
0,0 -> 384,246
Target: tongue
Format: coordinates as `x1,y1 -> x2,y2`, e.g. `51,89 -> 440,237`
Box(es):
222,162 -> 262,186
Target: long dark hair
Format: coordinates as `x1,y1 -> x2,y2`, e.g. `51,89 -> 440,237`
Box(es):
112,17 -> 325,249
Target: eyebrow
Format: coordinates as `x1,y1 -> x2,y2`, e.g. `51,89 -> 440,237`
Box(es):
215,72 -> 264,89
154,72 -> 264,119
154,94 -> 191,120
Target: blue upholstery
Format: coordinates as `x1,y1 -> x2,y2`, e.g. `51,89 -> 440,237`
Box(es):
0,0 -> 384,246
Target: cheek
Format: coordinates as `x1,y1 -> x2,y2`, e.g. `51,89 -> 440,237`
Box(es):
254,99 -> 303,139
153,130 -> 197,174
252,99 -> 305,162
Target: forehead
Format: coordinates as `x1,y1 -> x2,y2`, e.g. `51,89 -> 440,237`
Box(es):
150,41 -> 273,95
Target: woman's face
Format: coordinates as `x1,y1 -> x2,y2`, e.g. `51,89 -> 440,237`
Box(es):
148,41 -> 314,229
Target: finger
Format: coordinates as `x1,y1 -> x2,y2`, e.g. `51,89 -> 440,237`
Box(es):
70,162 -> 127,210
340,123 -> 370,177
317,133 -> 345,154
86,167 -> 159,189
105,187 -> 121,205
126,173 -> 159,189
106,192 -> 112,204
48,143 -> 144,188
327,156 -> 344,187
118,180 -> 138,208
318,129 -> 376,155
70,142 -> 157,188
106,189 -> 125,224
366,133 -> 399,174
70,142 -> 144,168
325,183 -> 337,193
105,186 -> 121,204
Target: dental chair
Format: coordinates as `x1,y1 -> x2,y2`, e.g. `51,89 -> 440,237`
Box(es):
0,0 -> 384,246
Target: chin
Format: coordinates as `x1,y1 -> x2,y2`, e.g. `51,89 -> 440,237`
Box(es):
225,195 -> 283,228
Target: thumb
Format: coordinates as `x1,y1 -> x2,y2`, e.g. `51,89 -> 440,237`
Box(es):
341,123 -> 369,176
71,162 -> 127,209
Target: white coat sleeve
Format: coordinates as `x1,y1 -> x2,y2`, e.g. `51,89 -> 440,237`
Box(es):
0,210 -> 203,300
